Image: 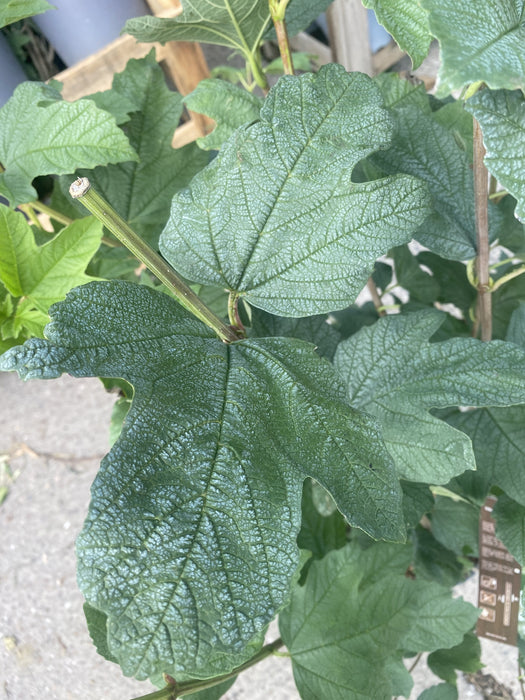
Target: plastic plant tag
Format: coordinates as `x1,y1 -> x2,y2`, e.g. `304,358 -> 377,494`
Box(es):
477,497 -> 521,646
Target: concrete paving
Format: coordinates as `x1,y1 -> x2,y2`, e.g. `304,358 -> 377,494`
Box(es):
0,371 -> 521,699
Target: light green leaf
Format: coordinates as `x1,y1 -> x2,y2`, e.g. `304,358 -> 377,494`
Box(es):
279,543 -> 479,700
446,405 -> 525,506
0,82 -> 137,207
161,65 -> 431,317
427,632 -> 482,685
184,79 -> 263,151
421,0 -> 525,94
0,205 -> 103,313
371,99 -> 502,261
374,72 -> 431,113
0,0 -> 53,28
493,494 -> 525,565
362,0 -> 432,68
124,0 -> 271,55
0,281 -> 403,679
466,89 -> 525,223
74,53 -> 208,246
334,310 -> 525,483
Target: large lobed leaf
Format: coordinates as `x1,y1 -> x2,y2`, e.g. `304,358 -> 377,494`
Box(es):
421,0 -> 525,94
334,310 -> 525,484
73,53 -> 208,246
0,281 -> 404,679
0,0 -> 52,27
362,0 -> 432,68
160,65 -> 431,317
466,89 -> 525,223
279,543 -> 479,700
0,82 -> 137,207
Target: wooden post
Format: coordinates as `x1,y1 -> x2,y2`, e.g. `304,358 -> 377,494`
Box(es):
326,0 -> 372,75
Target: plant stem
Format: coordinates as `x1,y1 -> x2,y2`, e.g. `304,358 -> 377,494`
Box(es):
367,278 -> 386,317
30,200 -> 73,226
69,177 -> 240,344
473,117 -> 492,342
18,203 -> 43,229
228,291 -> 246,335
130,637 -> 285,700
269,0 -> 294,75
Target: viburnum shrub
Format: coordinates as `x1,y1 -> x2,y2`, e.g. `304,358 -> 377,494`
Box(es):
1,0 -> 525,697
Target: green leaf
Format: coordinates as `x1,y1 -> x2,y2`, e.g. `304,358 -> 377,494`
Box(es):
0,82 -> 137,207
401,481 -> 434,528
507,303 -> 525,347
265,0 -> 334,39
297,480 -> 348,562
124,0 -> 271,55
0,205 -> 103,314
334,310 -> 525,483
413,526 -> 469,587
421,0 -> 525,94
74,53 -> 208,246
446,405 -> 525,506
371,99 -> 502,261
0,0 -> 53,28
0,281 -> 404,679
466,89 -> 525,223
417,252 -> 475,318
362,0 -> 432,68
493,272 -> 525,339
418,685 -> 458,700
493,494 -> 525,565
431,497 -> 479,557
427,632 -> 482,684
184,79 -> 263,151
279,543 -> 479,700
83,603 -> 118,664
161,65 -> 431,317
250,308 -> 341,361
375,72 -> 431,113
392,244 -> 440,304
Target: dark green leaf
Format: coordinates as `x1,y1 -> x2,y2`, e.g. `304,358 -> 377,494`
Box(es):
0,83 -> 137,207
0,281 -> 403,679
0,0 -> 52,28
335,310 -> 525,483
427,632 -> 482,684
413,527 -> 469,587
401,481 -> 434,528
279,543 -> 478,700
507,303 -> 525,348
184,79 -> 262,151
250,308 -> 341,361
421,0 -> 525,93
392,244 -> 440,304
362,0 -> 432,67
492,273 -> 525,339
75,53 -> 208,246
160,65 -> 431,316
418,252 -> 475,317
493,494 -> 525,565
418,685 -> 458,700
371,101 -> 502,261
466,89 -> 525,222
375,73 -> 431,113
446,405 -> 525,506
328,302 -> 379,339
431,497 -> 479,557
265,0 -> 335,39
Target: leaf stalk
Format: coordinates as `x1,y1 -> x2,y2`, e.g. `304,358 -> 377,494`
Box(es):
69,178 -> 239,344
130,637 -> 285,700
269,0 -> 294,75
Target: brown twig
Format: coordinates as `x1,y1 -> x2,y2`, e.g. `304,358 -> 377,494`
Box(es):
473,118 -> 492,341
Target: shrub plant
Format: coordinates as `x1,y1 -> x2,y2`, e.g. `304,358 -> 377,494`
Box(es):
1,0 -> 525,698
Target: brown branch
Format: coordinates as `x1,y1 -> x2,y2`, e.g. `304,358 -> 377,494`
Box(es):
473,118 -> 492,341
